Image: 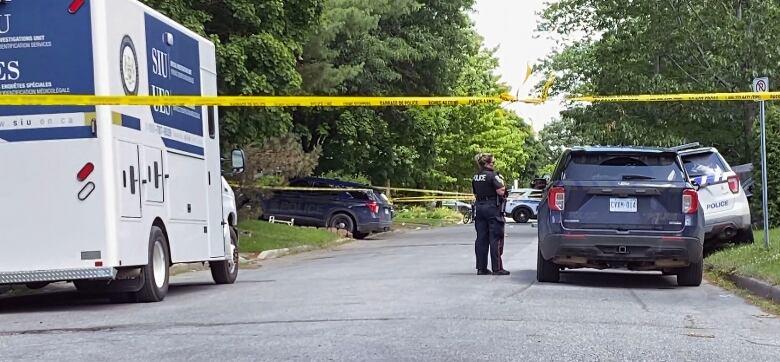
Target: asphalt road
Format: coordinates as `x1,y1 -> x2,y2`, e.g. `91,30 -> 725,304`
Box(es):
1,224 -> 780,361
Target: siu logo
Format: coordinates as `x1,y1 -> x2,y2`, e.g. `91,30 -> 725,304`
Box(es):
0,14 -> 9,35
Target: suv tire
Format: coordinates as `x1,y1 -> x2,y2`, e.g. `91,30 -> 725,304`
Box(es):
676,249 -> 703,287
734,228 -> 754,245
536,247 -> 560,283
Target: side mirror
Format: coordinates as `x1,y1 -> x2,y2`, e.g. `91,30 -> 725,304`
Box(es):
231,149 -> 245,174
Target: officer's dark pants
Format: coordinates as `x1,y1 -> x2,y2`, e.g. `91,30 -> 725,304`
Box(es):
474,201 -> 503,271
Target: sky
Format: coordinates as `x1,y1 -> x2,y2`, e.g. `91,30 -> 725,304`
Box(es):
470,0 -> 563,133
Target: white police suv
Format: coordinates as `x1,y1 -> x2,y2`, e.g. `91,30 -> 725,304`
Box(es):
677,145 -> 753,246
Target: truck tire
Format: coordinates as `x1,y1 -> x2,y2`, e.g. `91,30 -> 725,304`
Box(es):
134,226 -> 170,302
211,227 -> 239,284
676,251 -> 703,287
512,208 -> 531,223
25,282 -> 49,290
536,247 -> 560,283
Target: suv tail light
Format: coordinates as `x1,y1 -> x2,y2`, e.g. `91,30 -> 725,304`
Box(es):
727,176 -> 740,194
367,201 -> 379,214
682,189 -> 698,214
548,187 -> 565,211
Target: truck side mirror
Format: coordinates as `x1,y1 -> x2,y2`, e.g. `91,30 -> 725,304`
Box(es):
231,149 -> 245,174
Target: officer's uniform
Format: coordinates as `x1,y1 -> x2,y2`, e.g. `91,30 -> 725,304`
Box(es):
472,168 -> 506,273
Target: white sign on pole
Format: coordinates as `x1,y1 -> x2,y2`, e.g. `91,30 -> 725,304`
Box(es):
754,77 -> 771,249
753,77 -> 770,93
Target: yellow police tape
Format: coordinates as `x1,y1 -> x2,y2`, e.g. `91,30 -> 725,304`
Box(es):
3,90 -> 780,107
227,184 -> 472,197
0,94 -> 521,107
567,91 -> 780,103
393,196 -> 474,203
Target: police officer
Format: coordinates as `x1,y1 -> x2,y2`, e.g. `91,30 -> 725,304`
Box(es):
471,153 -> 510,276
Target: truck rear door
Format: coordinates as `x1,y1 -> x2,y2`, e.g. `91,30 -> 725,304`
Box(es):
0,0 -> 111,273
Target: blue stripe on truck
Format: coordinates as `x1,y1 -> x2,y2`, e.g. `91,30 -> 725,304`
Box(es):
122,114 -> 141,130
0,126 -> 95,142
162,137 -> 204,156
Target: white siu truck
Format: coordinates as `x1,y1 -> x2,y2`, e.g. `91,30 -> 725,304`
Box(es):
0,0 -> 245,302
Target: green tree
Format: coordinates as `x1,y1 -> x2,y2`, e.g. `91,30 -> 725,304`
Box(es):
538,0 -> 780,164
294,0 -> 484,188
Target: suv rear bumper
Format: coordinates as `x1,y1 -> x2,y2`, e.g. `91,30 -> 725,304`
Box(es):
540,233 -> 702,269
704,213 -> 751,239
357,220 -> 393,234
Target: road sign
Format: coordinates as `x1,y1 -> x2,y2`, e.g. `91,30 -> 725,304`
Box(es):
753,77 -> 770,92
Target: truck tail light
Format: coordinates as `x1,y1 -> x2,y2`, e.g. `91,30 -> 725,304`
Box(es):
683,189 -> 698,214
367,201 -> 379,214
548,187 -> 565,211
68,0 -> 86,14
727,176 -> 740,194
77,162 -> 95,181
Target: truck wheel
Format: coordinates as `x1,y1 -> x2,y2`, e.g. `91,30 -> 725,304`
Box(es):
134,226 -> 170,302
676,251 -> 703,287
536,247 -> 560,283
211,227 -> 239,284
25,282 -> 49,290
512,208 -> 531,223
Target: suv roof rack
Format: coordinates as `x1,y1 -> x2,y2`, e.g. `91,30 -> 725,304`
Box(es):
669,142 -> 701,152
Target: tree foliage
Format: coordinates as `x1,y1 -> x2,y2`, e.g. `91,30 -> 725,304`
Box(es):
539,0 -> 780,165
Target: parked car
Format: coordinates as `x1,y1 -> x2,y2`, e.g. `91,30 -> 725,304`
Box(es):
504,198 -> 540,223
439,199 -> 473,214
676,145 -> 753,245
503,188 -> 541,223
260,177 -> 393,239
537,146 -> 705,286
508,188 -> 543,200
439,200 -> 474,223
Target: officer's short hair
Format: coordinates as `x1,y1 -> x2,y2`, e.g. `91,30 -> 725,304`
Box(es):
475,153 -> 494,168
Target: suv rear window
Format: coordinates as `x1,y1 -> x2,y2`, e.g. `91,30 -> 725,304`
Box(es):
682,152 -> 730,177
563,153 -> 686,182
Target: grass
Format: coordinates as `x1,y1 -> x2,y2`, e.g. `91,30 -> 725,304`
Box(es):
237,219 -> 341,253
705,229 -> 780,285
393,206 -> 463,227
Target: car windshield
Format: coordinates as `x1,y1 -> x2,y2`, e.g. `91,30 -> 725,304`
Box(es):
563,153 -> 686,182
682,152 -> 729,177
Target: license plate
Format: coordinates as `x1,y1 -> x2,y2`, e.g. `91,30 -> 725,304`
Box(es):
609,198 -> 637,213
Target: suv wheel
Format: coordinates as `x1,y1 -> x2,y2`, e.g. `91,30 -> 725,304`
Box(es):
536,247 -> 560,283
330,213 -> 355,235
512,208 -> 531,223
676,249 -> 703,287
734,228 -> 754,245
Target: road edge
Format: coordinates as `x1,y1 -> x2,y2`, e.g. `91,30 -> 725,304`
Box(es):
723,273 -> 780,304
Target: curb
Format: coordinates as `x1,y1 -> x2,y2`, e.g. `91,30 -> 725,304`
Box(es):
242,238 -> 352,261
724,273 -> 780,304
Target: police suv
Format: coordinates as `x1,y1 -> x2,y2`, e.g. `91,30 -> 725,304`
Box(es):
676,144 -> 753,246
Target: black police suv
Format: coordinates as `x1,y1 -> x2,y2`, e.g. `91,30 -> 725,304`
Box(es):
536,147 -> 705,286
260,177 -> 393,239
